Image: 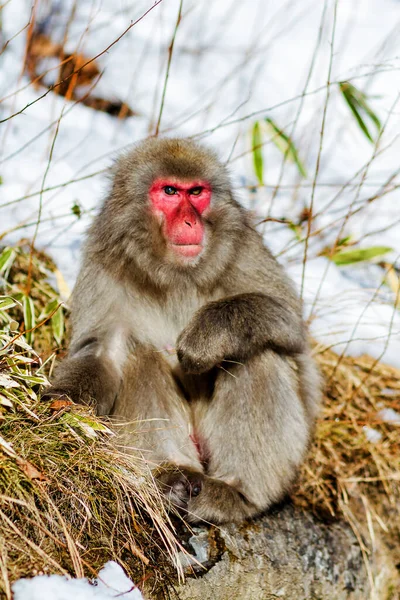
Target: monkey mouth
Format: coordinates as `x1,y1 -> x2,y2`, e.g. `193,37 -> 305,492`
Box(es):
170,243 -> 203,258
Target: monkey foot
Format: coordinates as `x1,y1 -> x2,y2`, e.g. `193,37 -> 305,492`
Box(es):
158,467 -> 203,511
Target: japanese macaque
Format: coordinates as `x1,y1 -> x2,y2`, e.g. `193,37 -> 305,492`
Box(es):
46,137 -> 321,524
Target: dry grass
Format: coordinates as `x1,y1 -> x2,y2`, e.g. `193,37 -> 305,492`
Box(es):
0,243 -> 399,597
0,243 -> 183,599
295,344 -> 400,569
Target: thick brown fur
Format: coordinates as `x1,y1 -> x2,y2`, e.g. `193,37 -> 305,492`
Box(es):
46,137 -> 321,524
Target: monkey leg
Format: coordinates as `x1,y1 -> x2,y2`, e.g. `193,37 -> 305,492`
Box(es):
111,346 -> 203,476
187,351 -> 312,524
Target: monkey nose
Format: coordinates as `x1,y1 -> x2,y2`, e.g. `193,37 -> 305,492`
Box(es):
185,221 -> 193,228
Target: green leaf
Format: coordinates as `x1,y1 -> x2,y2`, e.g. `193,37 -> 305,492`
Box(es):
251,121 -> 264,185
38,298 -> 64,345
0,247 -> 17,277
71,413 -> 113,433
22,295 -> 36,344
71,202 -> 82,219
13,373 -> 47,386
339,82 -> 381,143
337,235 -> 352,247
51,304 -> 64,346
13,336 -> 35,352
38,298 -> 58,321
61,412 -> 113,440
330,246 -> 392,266
0,296 -> 18,311
264,118 -> 307,177
288,222 -> 303,241
0,374 -> 20,389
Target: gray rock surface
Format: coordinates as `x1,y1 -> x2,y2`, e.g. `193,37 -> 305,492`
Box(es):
170,504 -> 398,600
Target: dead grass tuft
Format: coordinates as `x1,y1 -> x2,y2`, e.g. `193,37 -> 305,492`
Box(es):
0,244 -> 182,599
294,344 -> 400,567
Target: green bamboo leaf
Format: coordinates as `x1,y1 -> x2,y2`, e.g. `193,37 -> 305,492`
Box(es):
339,82 -> 381,143
38,298 -> 58,321
38,298 -> 64,345
251,121 -> 264,185
13,355 -> 37,365
0,373 -> 20,389
13,337 -> 35,352
71,413 -> 113,433
344,83 -> 382,131
71,202 -> 82,219
0,296 -> 18,311
22,295 -> 36,344
51,304 -> 64,346
0,247 -> 17,277
337,236 -> 352,247
330,246 -> 392,266
13,373 -> 47,385
61,412 -> 113,440
265,118 -> 307,177
356,95 -> 381,132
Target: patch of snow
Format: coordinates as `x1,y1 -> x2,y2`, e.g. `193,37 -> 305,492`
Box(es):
377,407 -> 400,424
12,561 -> 144,600
1,0 -> 400,368
362,426 -> 382,444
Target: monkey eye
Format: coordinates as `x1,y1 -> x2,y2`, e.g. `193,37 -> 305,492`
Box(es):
189,187 -> 203,196
164,185 -> 177,195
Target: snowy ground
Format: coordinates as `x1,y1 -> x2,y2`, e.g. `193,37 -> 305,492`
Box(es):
1,0 -> 400,595
2,0 -> 400,366
12,561 -> 144,600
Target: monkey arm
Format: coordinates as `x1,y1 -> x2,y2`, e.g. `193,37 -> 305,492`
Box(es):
176,292 -> 306,374
43,264 -> 131,414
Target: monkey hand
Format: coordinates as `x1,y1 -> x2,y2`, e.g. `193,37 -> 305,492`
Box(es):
42,355 -> 120,416
41,386 -> 73,403
41,384 -> 96,410
177,315 -> 232,374
42,381 -> 115,416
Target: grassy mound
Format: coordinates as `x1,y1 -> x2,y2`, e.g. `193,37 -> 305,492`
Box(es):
295,345 -> 400,574
0,243 -> 399,596
0,243 -> 182,598
297,348 -> 400,518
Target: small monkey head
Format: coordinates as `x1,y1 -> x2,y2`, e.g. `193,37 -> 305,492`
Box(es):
92,138 -> 246,288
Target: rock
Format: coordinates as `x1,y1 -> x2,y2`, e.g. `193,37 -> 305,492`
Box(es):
170,503 -> 398,600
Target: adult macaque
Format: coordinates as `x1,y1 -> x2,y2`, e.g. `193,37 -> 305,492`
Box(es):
47,138 -> 321,524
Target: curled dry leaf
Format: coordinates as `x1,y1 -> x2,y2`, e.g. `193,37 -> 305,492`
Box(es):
49,398 -> 74,411
17,458 -> 48,482
25,31 -> 135,118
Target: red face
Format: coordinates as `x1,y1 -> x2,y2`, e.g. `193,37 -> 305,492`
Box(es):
149,178 -> 212,259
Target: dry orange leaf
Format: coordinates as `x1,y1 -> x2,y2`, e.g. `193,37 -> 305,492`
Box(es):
18,459 -> 48,482
49,398 -> 73,411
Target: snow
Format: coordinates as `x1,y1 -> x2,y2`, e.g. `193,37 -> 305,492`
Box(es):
2,0 -> 399,365
377,407 -> 400,424
362,425 -> 383,444
12,561 -> 144,600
